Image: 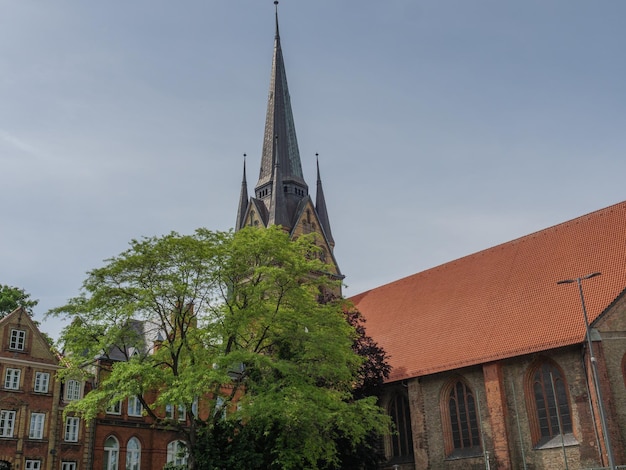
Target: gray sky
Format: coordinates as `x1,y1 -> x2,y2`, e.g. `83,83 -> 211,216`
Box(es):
2,1 -> 625,340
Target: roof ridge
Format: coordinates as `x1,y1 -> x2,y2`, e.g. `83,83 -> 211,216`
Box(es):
355,200 -> 626,295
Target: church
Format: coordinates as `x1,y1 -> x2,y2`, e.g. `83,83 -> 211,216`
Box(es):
2,4 -> 625,470
353,201 -> 626,470
238,4 -> 626,470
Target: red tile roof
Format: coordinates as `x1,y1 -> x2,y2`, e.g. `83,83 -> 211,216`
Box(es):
351,201 -> 626,383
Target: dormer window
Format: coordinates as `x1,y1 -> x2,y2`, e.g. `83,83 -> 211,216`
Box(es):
9,329 -> 26,350
64,380 -> 82,401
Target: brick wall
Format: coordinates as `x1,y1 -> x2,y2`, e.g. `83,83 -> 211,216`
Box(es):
384,346 -> 610,470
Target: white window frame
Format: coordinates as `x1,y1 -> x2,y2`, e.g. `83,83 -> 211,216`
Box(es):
61,462 -> 76,470
25,460 -> 41,470
65,379 -> 81,401
166,440 -> 189,466
9,328 -> 26,350
4,368 -> 21,390
0,410 -> 16,437
177,404 -> 186,422
29,412 -> 45,439
128,396 -> 143,417
34,371 -> 50,393
104,435 -> 119,470
165,403 -> 174,419
64,416 -> 80,442
106,401 -> 121,415
214,396 -> 226,419
126,437 -> 141,470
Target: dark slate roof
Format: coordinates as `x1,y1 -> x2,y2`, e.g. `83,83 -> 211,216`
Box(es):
256,8 -> 306,192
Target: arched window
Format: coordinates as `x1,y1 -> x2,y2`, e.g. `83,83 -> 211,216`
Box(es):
525,359 -> 573,447
387,392 -> 414,461
441,378 -> 481,457
126,437 -> 141,470
103,436 -> 119,470
167,440 -> 189,466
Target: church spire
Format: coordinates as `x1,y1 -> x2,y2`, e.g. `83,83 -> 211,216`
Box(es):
233,2 -> 342,284
315,155 -> 335,248
235,154 -> 248,231
254,0 -> 308,230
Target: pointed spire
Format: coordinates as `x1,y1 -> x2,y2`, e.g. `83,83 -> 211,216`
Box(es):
255,0 -> 307,222
315,154 -> 335,248
235,154 -> 249,231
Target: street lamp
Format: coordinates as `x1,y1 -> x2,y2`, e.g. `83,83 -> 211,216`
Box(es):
557,272 -> 615,470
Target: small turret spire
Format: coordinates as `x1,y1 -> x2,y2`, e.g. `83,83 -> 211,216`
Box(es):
315,154 -> 335,248
235,154 -> 249,231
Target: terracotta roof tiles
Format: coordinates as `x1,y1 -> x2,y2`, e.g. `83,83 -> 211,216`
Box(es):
351,201 -> 626,382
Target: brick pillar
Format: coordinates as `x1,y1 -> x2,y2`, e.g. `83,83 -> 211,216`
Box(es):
483,362 -> 512,470
407,379 -> 429,470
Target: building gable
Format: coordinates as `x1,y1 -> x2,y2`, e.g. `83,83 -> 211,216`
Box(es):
289,197 -> 341,278
0,307 -> 57,366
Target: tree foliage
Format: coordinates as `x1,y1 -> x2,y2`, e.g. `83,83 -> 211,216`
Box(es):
0,284 -> 38,318
50,226 -> 389,469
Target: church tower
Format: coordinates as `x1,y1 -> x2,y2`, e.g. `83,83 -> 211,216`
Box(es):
235,2 -> 342,284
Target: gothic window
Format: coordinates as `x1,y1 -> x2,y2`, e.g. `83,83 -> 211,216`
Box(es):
126,437 -> 141,470
387,392 -> 414,461
104,436 -> 119,470
441,378 -> 482,457
525,359 -> 573,447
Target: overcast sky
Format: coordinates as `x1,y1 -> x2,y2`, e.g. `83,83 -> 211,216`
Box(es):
2,1 -> 625,340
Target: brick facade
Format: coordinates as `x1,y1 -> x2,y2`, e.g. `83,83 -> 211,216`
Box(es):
379,299 -> 626,470
0,308 -> 88,470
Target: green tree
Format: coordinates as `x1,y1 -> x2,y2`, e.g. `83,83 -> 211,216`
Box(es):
50,226 -> 389,470
0,284 -> 38,318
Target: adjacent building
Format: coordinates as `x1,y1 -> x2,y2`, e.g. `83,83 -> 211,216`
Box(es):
0,308 -> 88,470
353,201 -> 626,469
88,322 -> 190,470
